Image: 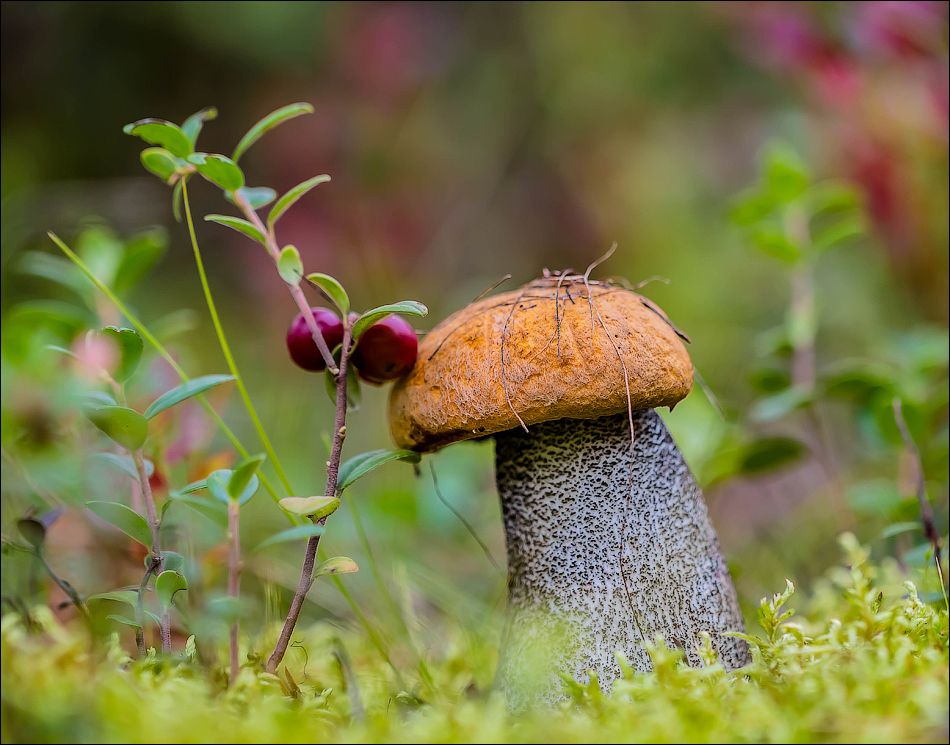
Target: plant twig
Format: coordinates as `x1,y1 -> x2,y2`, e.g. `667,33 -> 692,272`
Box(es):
234,192 -> 338,375
132,449 -> 169,653
266,324 -> 352,674
892,397 -> 946,595
36,552 -> 87,621
228,500 -> 241,685
136,555 -> 160,656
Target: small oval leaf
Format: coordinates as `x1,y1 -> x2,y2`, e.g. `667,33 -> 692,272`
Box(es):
305,272 -> 349,315
226,186 -> 277,210
204,214 -> 267,246
207,468 -> 260,506
86,501 -> 152,548
140,148 -> 178,182
101,326 -> 144,383
268,175 -> 331,227
352,302 -> 427,340
155,570 -> 188,608
106,614 -> 142,629
254,524 -> 324,552
187,152 -> 245,192
87,406 -> 149,451
228,454 -> 265,501
277,245 -> 303,285
88,590 -> 139,608
232,102 -> 314,162
144,374 -> 235,420
181,107 -> 218,145
337,449 -> 421,492
314,556 -> 358,578
17,519 -> 47,550
91,452 -> 154,481
123,119 -> 193,158
279,496 -> 340,519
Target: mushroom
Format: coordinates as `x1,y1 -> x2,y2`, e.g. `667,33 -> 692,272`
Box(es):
389,274 -> 750,705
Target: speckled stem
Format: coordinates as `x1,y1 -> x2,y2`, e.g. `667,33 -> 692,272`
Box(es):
495,409 -> 750,706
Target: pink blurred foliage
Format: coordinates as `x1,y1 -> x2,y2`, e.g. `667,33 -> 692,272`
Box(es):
715,1 -> 949,318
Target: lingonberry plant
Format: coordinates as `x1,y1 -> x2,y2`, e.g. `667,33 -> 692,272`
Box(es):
39,103 -> 428,679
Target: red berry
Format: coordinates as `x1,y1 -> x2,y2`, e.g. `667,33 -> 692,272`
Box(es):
351,314 -> 418,384
286,308 -> 344,372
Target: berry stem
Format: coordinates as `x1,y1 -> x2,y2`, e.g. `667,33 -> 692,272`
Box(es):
265,323 -> 351,674
233,193 -> 339,375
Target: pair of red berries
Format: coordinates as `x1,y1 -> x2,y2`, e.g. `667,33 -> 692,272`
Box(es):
286,308 -> 417,384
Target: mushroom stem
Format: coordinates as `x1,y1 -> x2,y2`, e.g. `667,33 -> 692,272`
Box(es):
495,409 -> 750,706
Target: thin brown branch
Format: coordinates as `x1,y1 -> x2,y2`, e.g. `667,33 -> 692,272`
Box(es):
266,324 -> 352,674
228,501 -> 241,685
131,448 -> 169,653
234,192 -> 339,375
892,397 -> 946,591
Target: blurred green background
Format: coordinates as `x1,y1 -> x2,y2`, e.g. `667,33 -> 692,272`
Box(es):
1,1 -> 947,649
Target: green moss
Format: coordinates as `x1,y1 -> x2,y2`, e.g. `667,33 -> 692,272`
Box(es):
2,535 -> 947,744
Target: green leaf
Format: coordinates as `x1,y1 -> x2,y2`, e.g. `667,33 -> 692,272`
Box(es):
106,614 -> 142,629
146,551 -> 185,573
267,175 -> 331,227
175,479 -> 208,495
763,141 -> 810,202
181,107 -> 217,145
848,480 -> 903,517
738,437 -> 806,474
228,454 -> 266,501
226,186 -> 277,210
140,148 -> 178,182
17,519 -> 47,550
87,406 -> 149,450
123,119 -> 193,158
207,468 -> 260,506
166,492 -> 226,526
337,449 -> 421,492
86,501 -> 152,548
91,452 -> 154,481
18,251 -> 91,301
88,590 -> 138,608
314,556 -> 358,578
113,227 -> 168,296
232,102 -> 314,162
172,180 -> 184,223
808,182 -> 861,216
279,496 -> 340,519
13,300 -> 95,334
879,522 -> 922,540
155,570 -> 188,608
144,374 -> 235,419
187,152 -> 245,192
813,214 -> 865,253
101,326 -> 143,382
277,245 -> 303,285
254,524 -> 325,552
305,273 -> 349,314
207,595 -> 245,624
750,226 -> 801,263
352,301 -> 428,340
729,190 -> 774,226
750,387 -> 812,422
204,214 -> 267,246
